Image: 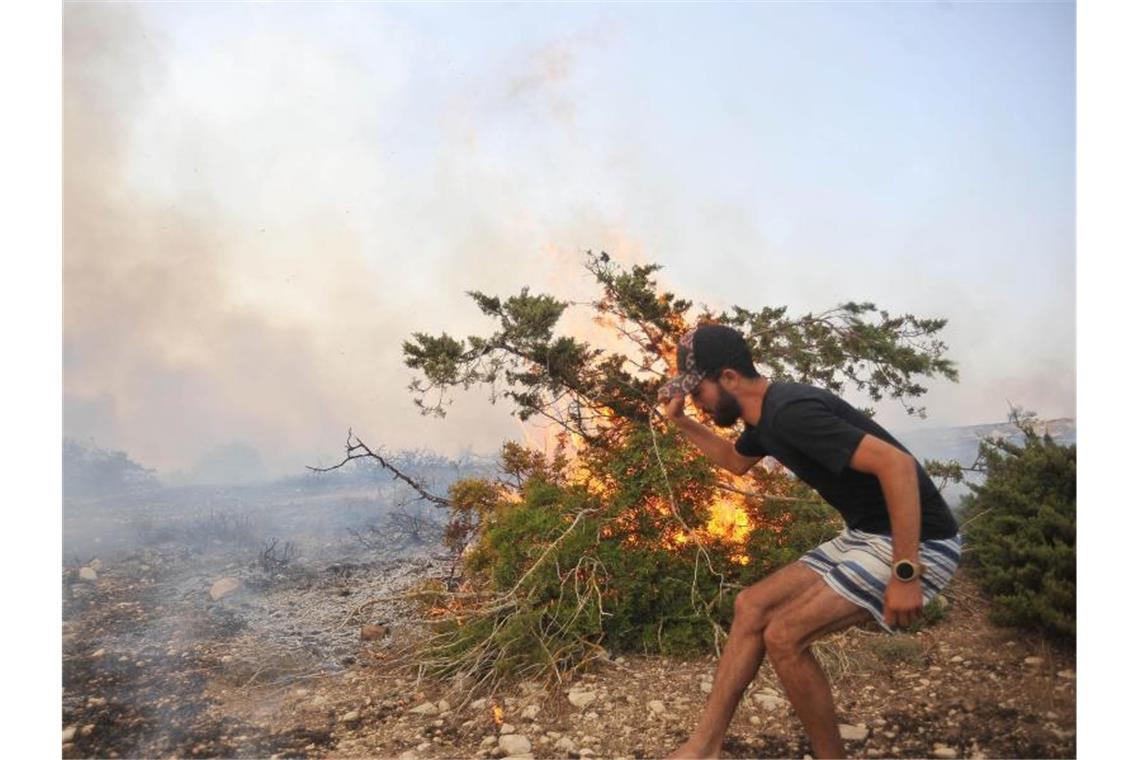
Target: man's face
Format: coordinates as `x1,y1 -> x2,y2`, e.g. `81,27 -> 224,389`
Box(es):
692,375 -> 743,428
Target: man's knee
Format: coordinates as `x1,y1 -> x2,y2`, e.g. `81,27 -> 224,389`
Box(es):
733,585 -> 775,634
762,617 -> 803,662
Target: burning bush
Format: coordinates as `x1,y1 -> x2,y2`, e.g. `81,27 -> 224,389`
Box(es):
386,253 -> 955,691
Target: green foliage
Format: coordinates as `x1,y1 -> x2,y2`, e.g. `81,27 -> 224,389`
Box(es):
961,412 -> 1076,642
403,252 -> 958,430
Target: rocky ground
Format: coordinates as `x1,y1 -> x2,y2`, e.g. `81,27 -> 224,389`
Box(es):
63,544 -> 1076,759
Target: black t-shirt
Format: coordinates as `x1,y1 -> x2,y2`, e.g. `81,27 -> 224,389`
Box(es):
734,382 -> 959,541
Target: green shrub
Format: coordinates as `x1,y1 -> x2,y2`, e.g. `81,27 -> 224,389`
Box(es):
961,416 -> 1076,642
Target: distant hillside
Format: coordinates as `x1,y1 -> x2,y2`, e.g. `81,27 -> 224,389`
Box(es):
896,418 -> 1076,509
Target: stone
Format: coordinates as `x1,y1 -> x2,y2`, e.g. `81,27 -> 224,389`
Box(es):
498,734 -> 532,756
567,690 -> 597,708
648,699 -> 666,715
839,724 -> 869,741
500,723 -> 517,735
1057,669 -> 1075,680
78,567 -> 98,583
1024,656 -> 1045,667
700,680 -> 713,694
63,727 -> 76,743
417,741 -> 432,751
749,715 -> 762,726
339,710 -> 360,723
209,577 -> 241,600
410,702 -> 440,715
555,736 -> 576,753
438,699 -> 451,713
753,694 -> 787,711
89,559 -> 104,572
480,736 -> 499,748
311,695 -> 329,707
80,725 -> 95,737
471,698 -> 489,710
360,624 -> 390,641
932,743 -> 958,758
949,655 -> 964,663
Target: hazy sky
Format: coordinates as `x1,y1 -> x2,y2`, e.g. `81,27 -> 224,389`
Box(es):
63,1 -> 1075,479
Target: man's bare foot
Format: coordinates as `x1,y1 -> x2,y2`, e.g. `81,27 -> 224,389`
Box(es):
667,738 -> 720,759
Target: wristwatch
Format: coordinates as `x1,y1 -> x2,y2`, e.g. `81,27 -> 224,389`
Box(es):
892,559 -> 922,582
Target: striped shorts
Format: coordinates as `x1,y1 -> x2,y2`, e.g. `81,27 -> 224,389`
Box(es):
799,527 -> 963,632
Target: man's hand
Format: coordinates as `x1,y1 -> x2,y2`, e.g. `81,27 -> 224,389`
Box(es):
883,577 -> 924,628
661,394 -> 686,422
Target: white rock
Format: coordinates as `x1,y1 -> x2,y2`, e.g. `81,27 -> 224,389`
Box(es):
311,695 -> 329,707
949,655 -> 964,663
339,710 -> 360,723
555,736 -> 577,752
839,724 -> 869,741
1058,669 -> 1075,679
932,743 -> 958,758
1024,656 -> 1045,667
749,715 -> 762,726
700,680 -> 713,694
438,699 -> 450,713
521,704 -> 541,720
78,567 -> 98,582
754,694 -> 787,711
62,727 -> 77,743
648,699 -> 666,715
471,698 -> 489,710
498,734 -> 532,755
500,723 -> 517,734
567,690 -> 597,708
417,741 -> 432,751
480,736 -> 499,748
410,702 -> 440,715
209,577 -> 241,600
584,711 -> 599,720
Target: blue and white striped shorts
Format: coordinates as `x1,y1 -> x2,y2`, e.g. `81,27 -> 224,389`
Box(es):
799,527 -> 963,632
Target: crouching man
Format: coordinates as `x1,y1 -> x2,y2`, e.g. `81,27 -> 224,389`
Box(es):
659,324 -> 961,760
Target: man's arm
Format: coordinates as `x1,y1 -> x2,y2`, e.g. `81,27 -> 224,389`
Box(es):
848,434 -> 924,627
661,396 -> 761,475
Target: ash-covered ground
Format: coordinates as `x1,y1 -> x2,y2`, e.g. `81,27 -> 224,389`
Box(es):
62,462 -> 473,759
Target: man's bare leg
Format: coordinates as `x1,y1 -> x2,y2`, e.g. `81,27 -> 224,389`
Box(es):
667,562 -> 820,759
763,581 -> 872,759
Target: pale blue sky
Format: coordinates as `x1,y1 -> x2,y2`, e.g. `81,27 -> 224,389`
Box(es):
64,1 -> 1075,476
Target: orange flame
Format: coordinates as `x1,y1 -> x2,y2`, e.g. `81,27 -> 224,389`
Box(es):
492,704 -> 504,725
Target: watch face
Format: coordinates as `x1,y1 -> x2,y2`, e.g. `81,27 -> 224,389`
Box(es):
896,561 -> 916,581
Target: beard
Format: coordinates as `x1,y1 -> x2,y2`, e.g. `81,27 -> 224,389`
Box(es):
711,387 -> 743,428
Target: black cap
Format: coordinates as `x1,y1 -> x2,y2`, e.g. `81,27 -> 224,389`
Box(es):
657,324 -> 753,401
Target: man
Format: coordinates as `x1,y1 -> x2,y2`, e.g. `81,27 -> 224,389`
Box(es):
658,324 -> 961,760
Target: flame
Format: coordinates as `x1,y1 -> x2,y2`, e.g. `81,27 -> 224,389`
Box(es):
492,704 -> 504,725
